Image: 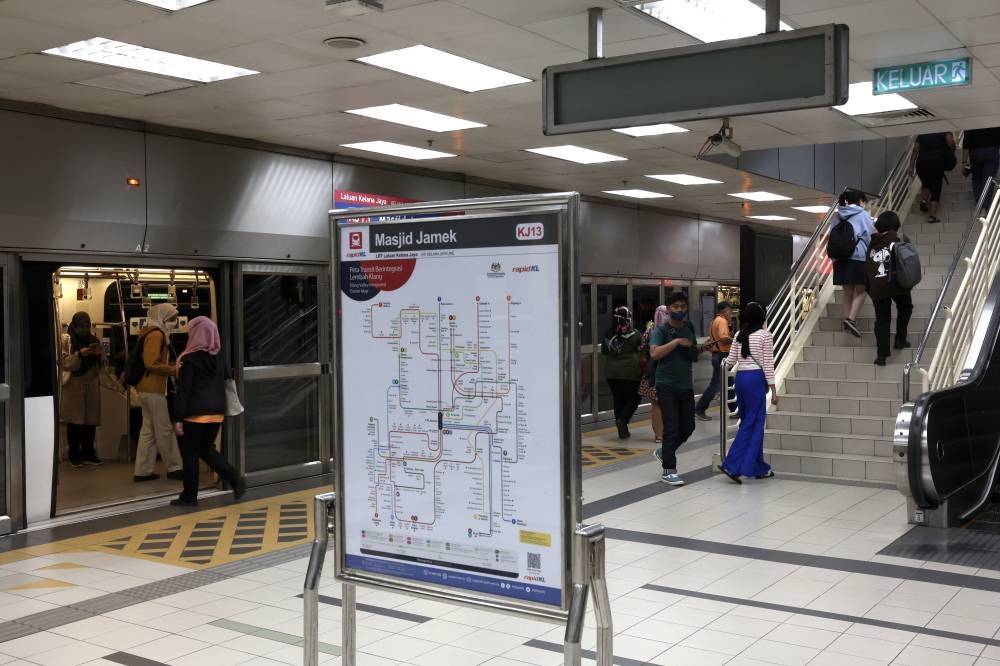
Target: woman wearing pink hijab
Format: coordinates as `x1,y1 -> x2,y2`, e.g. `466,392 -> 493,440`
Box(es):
171,316 -> 246,507
639,305 -> 668,450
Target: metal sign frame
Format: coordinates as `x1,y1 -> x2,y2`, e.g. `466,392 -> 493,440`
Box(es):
329,193 -> 581,622
543,23 -> 849,135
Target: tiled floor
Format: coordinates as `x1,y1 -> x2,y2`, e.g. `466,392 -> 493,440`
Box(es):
1,422 -> 999,664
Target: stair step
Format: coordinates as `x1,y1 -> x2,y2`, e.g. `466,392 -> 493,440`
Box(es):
792,360 -> 906,382
778,393 -> 902,417
816,315 -> 941,333
763,448 -> 894,482
767,411 -> 895,438
784,376 -> 902,399
832,289 -> 941,306
801,345 -> 929,364
808,331 -> 933,349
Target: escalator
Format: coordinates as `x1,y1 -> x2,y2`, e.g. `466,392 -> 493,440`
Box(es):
896,271 -> 1000,529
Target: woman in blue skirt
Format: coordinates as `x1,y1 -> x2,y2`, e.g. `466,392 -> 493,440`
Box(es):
718,302 -> 778,483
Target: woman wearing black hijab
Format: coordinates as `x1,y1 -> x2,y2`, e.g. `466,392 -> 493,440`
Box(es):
59,312 -> 105,467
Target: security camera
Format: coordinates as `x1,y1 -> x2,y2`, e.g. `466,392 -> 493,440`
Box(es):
710,133 -> 743,158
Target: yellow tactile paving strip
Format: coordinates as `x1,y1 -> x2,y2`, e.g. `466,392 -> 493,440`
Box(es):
581,444 -> 652,469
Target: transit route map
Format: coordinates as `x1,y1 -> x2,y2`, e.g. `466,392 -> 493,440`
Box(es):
338,213 -> 564,607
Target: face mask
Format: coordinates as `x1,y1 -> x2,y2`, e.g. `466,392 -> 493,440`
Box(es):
669,310 -> 687,321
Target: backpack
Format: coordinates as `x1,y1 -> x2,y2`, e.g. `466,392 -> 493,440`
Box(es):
826,219 -> 860,260
123,329 -> 162,387
891,240 -> 922,289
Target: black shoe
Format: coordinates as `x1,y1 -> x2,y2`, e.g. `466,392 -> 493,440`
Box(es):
170,498 -> 198,507
874,356 -> 887,366
843,319 -> 861,338
928,216 -> 941,224
134,474 -> 160,482
615,420 -> 629,439
894,340 -> 911,350
166,470 -> 184,480
83,456 -> 103,467
919,199 -> 928,212
69,459 -> 84,469
232,477 -> 247,501
718,465 -> 742,484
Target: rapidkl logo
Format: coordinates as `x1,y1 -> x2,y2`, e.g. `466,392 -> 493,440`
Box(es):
349,231 -> 364,249
515,222 -> 544,240
343,227 -> 369,258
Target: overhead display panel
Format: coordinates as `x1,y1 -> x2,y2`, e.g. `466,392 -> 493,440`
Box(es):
543,24 -> 849,135
331,194 -> 580,618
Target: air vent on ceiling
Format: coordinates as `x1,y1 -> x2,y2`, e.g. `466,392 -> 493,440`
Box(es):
852,107 -> 937,128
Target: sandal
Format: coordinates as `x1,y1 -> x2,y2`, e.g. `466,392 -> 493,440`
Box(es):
754,471 -> 775,479
718,465 -> 742,484
928,216 -> 941,224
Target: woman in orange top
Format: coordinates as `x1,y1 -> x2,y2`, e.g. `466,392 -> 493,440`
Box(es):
694,302 -> 734,420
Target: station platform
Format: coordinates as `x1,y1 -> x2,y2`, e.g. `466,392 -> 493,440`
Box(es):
0,422 -> 995,666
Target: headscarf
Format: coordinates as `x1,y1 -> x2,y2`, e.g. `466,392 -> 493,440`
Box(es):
613,306 -> 632,332
145,303 -> 179,336
68,311 -> 100,377
653,305 -> 669,327
177,316 -> 221,363
737,302 -> 766,359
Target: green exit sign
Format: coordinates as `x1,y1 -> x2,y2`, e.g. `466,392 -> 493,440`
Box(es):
873,57 -> 971,95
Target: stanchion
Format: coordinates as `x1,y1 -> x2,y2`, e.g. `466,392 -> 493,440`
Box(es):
303,492 -> 336,666
342,580 -> 357,666
564,524 -> 613,666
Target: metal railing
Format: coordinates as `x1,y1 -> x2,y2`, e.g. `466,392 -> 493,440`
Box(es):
718,137 -> 920,455
906,180 -> 1000,399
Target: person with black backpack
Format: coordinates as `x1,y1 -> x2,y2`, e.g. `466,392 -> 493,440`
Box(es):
829,189 -> 875,338
865,211 -> 915,366
909,131 -> 957,224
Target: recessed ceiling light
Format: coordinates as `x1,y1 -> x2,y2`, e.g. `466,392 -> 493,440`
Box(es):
525,146 -> 626,164
793,205 -> 832,214
128,0 -> 214,9
747,215 -> 796,221
42,37 -> 257,83
728,191 -> 792,202
602,189 -> 673,199
613,123 -> 689,137
340,141 -> 455,160
356,45 -> 530,92
834,82 -> 916,116
636,0 -> 792,43
647,174 -> 722,185
344,104 -> 486,132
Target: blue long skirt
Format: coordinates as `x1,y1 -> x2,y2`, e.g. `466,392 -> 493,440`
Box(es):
722,369 -> 772,478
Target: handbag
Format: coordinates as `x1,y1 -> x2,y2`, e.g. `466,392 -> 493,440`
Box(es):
225,379 -> 244,417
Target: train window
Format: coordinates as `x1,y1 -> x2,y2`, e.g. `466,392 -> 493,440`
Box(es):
242,274 -> 319,366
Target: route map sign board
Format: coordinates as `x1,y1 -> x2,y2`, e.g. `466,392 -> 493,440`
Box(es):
331,194 -> 580,619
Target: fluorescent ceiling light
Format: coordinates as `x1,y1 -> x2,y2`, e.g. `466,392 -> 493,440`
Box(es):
728,191 -> 792,202
747,215 -> 796,221
647,174 -> 722,185
356,45 -> 530,92
834,82 -> 916,116
344,104 -> 486,132
793,205 -> 832,214
613,123 -> 689,137
129,0 -> 214,10
602,189 -> 673,199
340,141 -> 455,160
636,0 -> 792,43
525,146 -> 626,164
42,37 -> 257,83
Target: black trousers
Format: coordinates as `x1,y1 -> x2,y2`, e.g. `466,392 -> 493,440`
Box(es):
607,378 -> 640,424
656,385 -> 695,471
178,421 -> 239,502
66,423 -> 96,463
873,294 -> 914,358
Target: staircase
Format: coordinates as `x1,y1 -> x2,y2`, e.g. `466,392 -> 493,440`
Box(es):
763,177 -> 981,482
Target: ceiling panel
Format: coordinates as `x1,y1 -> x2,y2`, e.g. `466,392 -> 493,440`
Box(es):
945,14 -> 1000,47
793,0 -> 938,35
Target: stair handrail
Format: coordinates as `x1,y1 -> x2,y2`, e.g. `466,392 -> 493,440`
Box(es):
909,181 -> 1000,399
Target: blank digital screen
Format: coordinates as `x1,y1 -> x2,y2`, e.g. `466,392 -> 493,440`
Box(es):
553,33 -> 828,126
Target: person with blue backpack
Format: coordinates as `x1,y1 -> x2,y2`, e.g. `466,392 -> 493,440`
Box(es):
828,189 -> 875,338
865,211 -> 917,366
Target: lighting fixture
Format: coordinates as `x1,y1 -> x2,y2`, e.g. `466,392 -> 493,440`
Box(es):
746,215 -> 796,221
345,104 -> 486,132
728,191 -> 792,202
126,177 -> 141,187
834,82 -> 916,116
356,45 -> 530,92
525,146 -> 626,164
43,38 -> 258,83
647,174 -> 722,185
128,0 -> 214,10
613,123 -> 689,137
793,205 -> 832,214
602,189 -> 673,199
340,141 -> 455,160
634,0 -> 792,43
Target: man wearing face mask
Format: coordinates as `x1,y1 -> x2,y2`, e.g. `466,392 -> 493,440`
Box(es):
132,303 -> 184,482
649,292 -> 714,486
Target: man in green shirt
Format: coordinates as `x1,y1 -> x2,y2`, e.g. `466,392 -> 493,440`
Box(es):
649,291 -> 713,485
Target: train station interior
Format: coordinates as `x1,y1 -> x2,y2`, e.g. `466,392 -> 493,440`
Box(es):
1,0 -> 1000,664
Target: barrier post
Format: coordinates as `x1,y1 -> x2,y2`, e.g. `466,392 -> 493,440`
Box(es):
303,492 -> 336,666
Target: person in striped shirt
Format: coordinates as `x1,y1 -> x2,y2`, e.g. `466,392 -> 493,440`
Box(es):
718,302 -> 778,483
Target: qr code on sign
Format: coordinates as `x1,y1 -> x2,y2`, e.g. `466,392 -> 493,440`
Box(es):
527,552 -> 541,570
